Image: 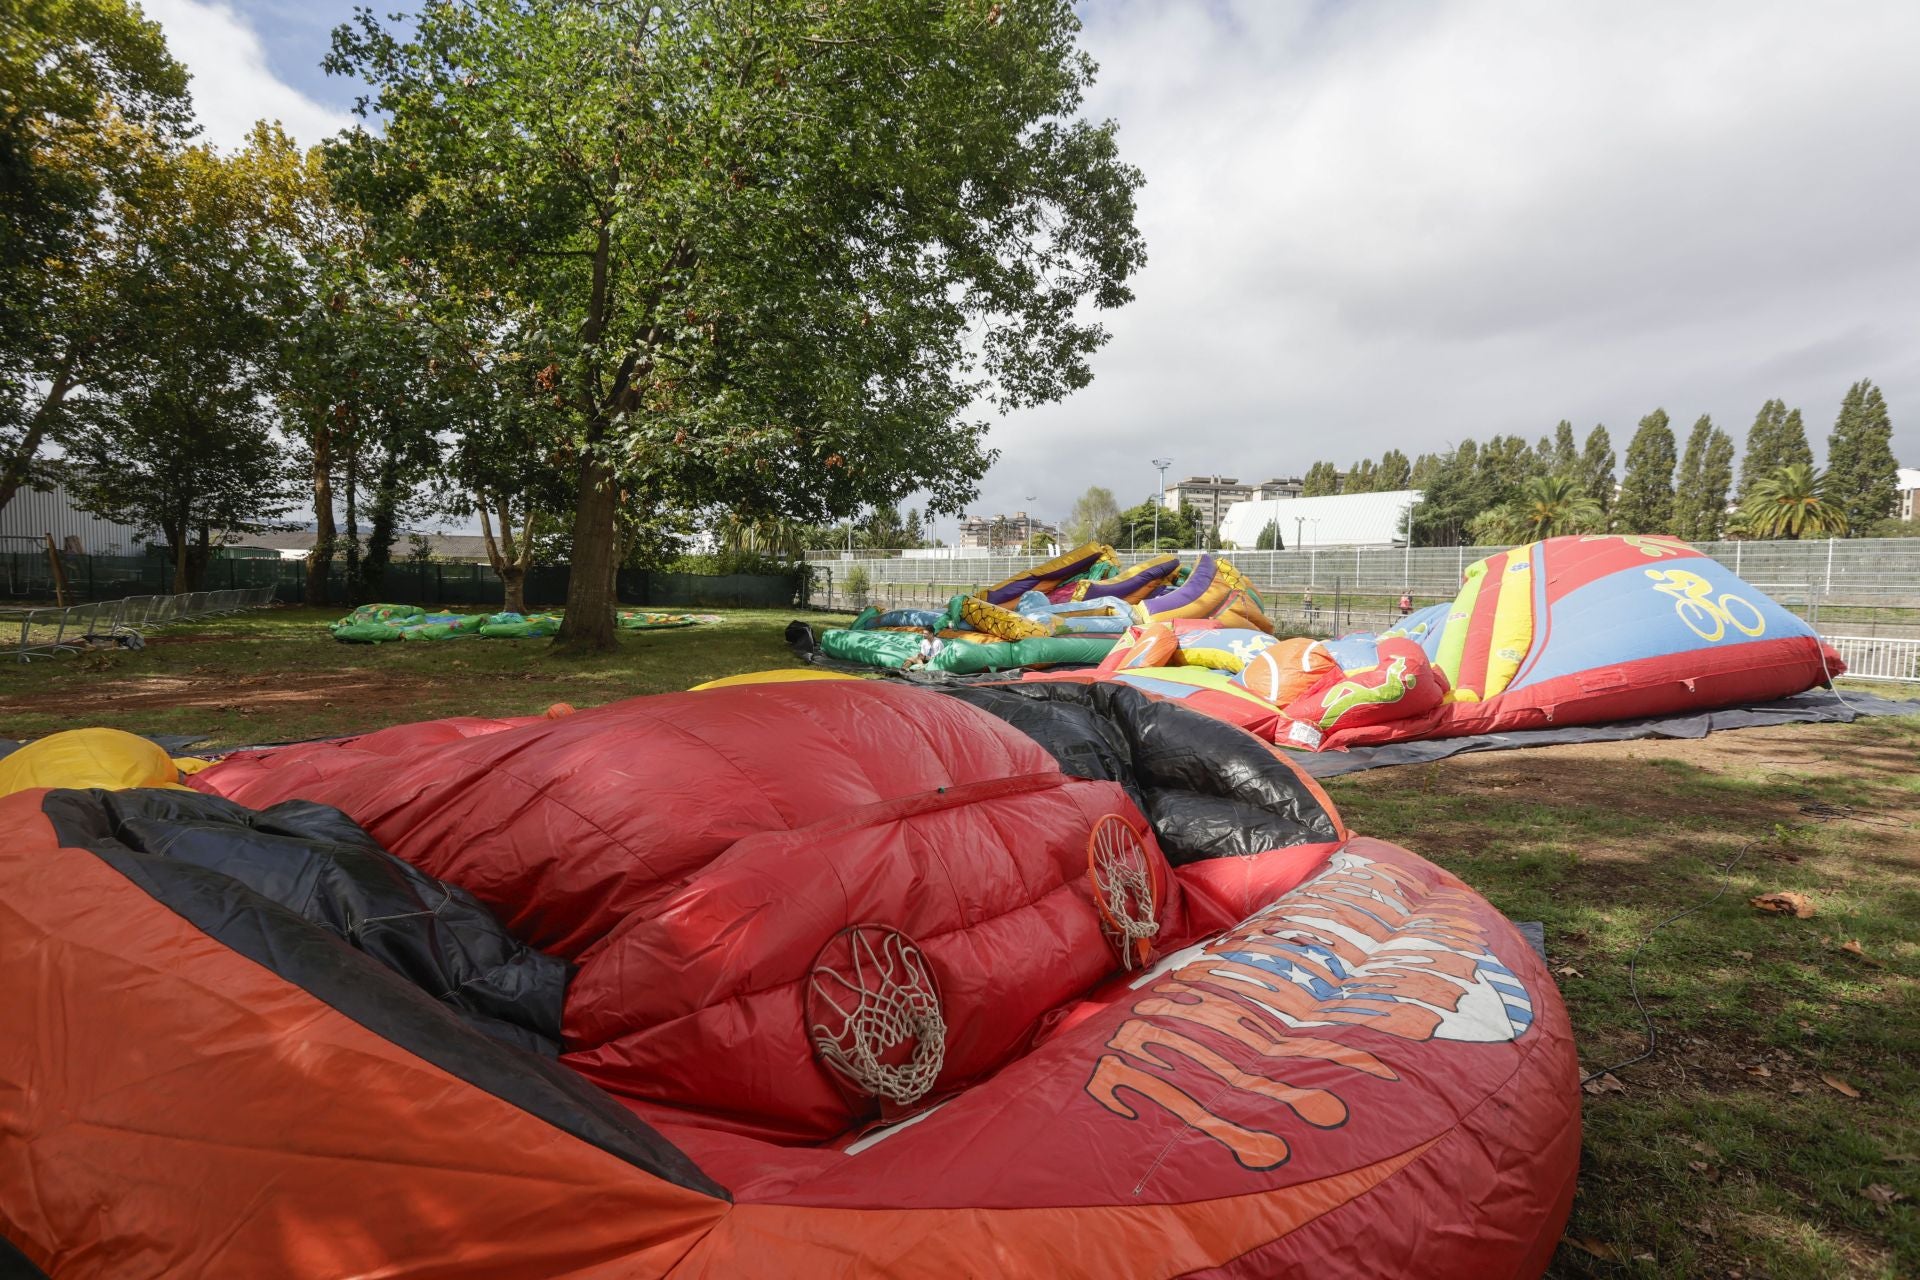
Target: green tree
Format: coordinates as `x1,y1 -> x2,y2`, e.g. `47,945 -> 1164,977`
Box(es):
1740,463 -> 1848,539
65,135 -> 302,589
1409,452 -> 1442,488
1376,448 -> 1412,490
1116,498 -> 1194,551
1737,399 -> 1814,504
1467,474 -> 1605,546
1,0 -> 194,514
1614,410 -> 1676,534
1064,484 -> 1121,545
1345,458 -> 1377,493
1825,379 -> 1898,535
326,0 -> 1144,652
1671,415 -> 1735,542
1577,425 -> 1616,514
1254,519 -> 1284,550
1409,439 -> 1502,546
1545,420 -> 1579,475
1302,460 -> 1341,496
902,508 -> 925,549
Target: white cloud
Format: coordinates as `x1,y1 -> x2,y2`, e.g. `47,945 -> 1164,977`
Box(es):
947,0 -> 1920,534
140,0 -> 354,151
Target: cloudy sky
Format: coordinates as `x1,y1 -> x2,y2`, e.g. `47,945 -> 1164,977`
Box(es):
149,1 -> 1920,539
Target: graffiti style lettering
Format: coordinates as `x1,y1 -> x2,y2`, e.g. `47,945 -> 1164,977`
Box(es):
1084,850 -> 1535,1172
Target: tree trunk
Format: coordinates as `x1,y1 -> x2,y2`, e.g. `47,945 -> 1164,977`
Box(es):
168,519 -> 189,594
553,457 -> 620,653
362,448 -> 402,593
306,411 -> 336,606
0,366 -> 77,516
478,496 -> 530,615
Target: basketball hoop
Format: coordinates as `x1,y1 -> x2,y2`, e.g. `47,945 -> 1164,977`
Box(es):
1088,814 -> 1162,969
807,925 -> 946,1108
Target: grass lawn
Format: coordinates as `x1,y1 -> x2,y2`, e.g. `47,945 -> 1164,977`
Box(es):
2,605 -> 1914,1277
1326,712 -> 1919,1278
0,603 -> 852,747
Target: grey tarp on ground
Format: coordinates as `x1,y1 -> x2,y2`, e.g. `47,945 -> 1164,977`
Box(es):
1291,689 -> 1920,779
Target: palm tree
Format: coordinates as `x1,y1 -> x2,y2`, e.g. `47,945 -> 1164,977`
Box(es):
1470,475 -> 1606,545
1739,463 -> 1849,540
1513,474 -> 1606,539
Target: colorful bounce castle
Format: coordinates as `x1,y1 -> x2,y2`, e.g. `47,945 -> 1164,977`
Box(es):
816,541 -> 1275,674
818,535 -> 1841,751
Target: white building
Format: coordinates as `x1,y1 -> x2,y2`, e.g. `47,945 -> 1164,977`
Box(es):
1218,489 -> 1423,549
1897,467 -> 1920,523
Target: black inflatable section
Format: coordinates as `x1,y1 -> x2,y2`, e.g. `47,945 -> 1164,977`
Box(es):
47,788 -> 567,1054
41,788 -> 727,1200
943,681 -> 1339,862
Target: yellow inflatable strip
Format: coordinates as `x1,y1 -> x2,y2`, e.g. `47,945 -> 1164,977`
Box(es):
689,669 -> 863,691
1434,560 -> 1486,689
1480,544 -> 1537,700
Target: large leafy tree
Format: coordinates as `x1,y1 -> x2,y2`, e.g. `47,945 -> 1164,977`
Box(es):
1614,410 -> 1676,534
65,134 -> 302,589
1825,379 -> 1898,535
1672,414 -> 1735,542
326,0 -> 1145,651
1737,398 -> 1813,505
1064,484 -> 1120,545
1740,463 -> 1848,539
1,0 -> 194,514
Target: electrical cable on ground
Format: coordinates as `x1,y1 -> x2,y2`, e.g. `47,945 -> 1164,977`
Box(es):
1577,836 -> 1761,1088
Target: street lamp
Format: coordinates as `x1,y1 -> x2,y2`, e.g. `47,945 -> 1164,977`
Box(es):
1151,458 -> 1172,549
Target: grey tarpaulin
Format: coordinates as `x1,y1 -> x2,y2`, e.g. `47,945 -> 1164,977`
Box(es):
1291,689 -> 1920,779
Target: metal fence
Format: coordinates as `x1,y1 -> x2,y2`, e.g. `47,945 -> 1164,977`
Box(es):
805,537 -> 1920,600
1825,636 -> 1920,684
4,586 -> 275,663
0,552 -> 812,613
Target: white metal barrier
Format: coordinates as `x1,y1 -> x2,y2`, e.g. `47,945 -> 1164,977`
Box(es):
3,586 -> 275,663
1823,635 -> 1920,684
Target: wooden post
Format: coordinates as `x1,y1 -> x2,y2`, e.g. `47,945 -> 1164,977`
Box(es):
44,533 -> 69,606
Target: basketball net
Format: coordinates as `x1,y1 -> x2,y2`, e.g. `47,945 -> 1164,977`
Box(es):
1088,814 -> 1161,969
807,925 -> 946,1108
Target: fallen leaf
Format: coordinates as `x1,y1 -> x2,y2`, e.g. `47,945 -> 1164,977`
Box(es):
1730,949 -> 1753,960
1555,965 -> 1581,977
1583,1073 -> 1627,1096
1745,1064 -> 1772,1078
1886,1152 -> 1919,1165
1562,1236 -> 1617,1260
1839,939 -> 1885,967
1788,1081 -> 1809,1095
1822,1074 -> 1862,1099
1751,891 -> 1815,918
1862,1183 -> 1905,1206
1688,1218 -> 1717,1239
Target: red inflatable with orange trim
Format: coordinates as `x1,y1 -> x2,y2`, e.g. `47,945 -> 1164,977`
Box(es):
0,682 -> 1577,1278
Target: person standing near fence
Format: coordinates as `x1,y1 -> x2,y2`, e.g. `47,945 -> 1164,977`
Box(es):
1399,591 -> 1412,617
1303,589 -> 1315,624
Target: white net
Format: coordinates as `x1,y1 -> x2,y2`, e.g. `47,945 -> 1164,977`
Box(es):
1089,815 -> 1160,969
807,926 -> 946,1107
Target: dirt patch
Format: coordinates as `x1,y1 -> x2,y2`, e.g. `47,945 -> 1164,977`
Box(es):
0,669 -> 422,721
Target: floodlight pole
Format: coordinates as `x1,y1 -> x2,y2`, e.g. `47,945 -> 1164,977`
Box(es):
1151,458 -> 1172,550
1294,515 -> 1303,552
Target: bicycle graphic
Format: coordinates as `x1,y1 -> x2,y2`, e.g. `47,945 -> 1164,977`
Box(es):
1644,568 -> 1765,642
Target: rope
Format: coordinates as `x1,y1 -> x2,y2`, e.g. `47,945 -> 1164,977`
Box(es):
1092,828 -> 1160,969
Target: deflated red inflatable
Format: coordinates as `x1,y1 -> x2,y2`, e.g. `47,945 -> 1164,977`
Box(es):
0,682 -> 1578,1278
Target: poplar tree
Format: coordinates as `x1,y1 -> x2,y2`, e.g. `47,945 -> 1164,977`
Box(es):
1673,414 -> 1734,541
1825,379 -> 1898,535
1579,425 -> 1616,514
1738,399 -> 1814,504
1615,410 -> 1677,534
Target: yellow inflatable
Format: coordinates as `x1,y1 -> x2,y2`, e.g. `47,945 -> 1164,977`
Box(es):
959,595 -> 1053,642
688,669 -> 863,691
0,728 -> 200,798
